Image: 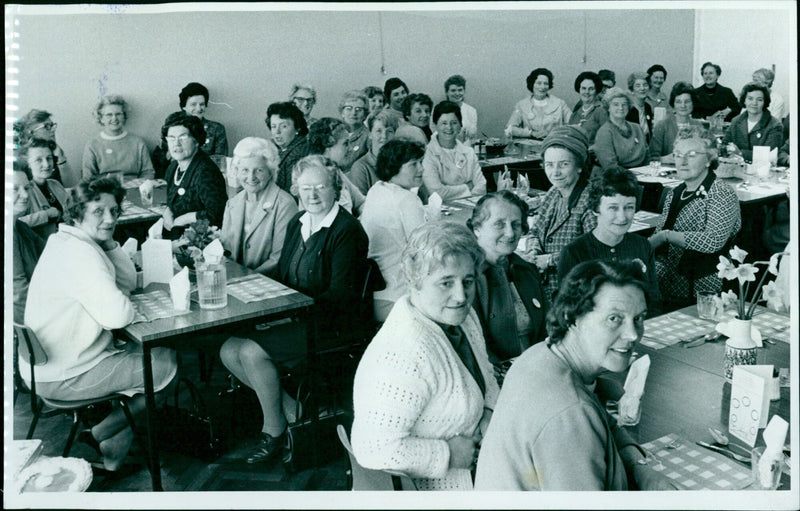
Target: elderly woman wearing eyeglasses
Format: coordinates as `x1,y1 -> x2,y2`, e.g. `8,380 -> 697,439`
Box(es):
82,94 -> 155,181
649,136 -> 740,308
15,109 -> 70,184
289,83 -> 318,127
338,90 -> 370,171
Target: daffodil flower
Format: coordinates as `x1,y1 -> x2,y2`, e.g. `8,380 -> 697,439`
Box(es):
716,255 -> 737,280
729,245 -> 748,263
734,263 -> 758,284
762,281 -> 786,312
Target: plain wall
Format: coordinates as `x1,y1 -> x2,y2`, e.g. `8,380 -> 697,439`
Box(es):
694,7 -> 794,107
13,7 -> 695,186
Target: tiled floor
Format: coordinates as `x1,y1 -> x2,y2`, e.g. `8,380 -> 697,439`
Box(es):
11,349 -> 351,492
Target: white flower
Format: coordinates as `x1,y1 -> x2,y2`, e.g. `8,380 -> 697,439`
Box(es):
767,252 -> 783,276
729,246 -> 748,263
716,256 -> 737,280
762,281 -> 786,312
734,263 -> 758,284
720,290 -> 738,309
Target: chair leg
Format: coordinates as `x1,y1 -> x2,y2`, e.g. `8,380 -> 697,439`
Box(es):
26,399 -> 44,440
63,410 -> 81,457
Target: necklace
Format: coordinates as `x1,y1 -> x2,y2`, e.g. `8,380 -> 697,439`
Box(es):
680,188 -> 699,201
174,165 -> 188,185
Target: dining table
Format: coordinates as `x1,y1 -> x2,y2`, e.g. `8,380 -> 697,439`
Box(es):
598,304 -> 793,493
477,138 -> 545,192
115,258 -> 314,491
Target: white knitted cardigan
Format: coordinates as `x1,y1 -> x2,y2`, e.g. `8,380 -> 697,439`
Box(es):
351,295 -> 499,490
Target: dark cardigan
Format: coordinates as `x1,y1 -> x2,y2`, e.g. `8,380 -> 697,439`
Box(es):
692,84 -> 741,122
723,112 -> 784,162
473,253 -> 548,363
165,149 -> 227,228
277,207 -> 370,344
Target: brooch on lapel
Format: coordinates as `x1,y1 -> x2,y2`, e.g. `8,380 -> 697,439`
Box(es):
634,138 -> 640,144
696,185 -> 708,199
756,133 -> 762,139
532,298 -> 541,309
178,187 -> 185,196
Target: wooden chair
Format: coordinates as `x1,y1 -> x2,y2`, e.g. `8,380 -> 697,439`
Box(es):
336,424 -> 416,490
13,323 -> 153,476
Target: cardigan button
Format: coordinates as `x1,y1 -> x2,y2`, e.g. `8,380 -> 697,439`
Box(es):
546,236 -> 553,243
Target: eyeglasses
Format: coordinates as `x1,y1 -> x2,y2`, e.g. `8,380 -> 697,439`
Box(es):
342,105 -> 366,114
293,97 -> 315,104
165,134 -> 192,143
672,150 -> 706,160
33,122 -> 57,131
298,184 -> 330,193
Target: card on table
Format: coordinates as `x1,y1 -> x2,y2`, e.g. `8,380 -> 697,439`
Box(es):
729,365 -> 773,446
141,238 -> 173,287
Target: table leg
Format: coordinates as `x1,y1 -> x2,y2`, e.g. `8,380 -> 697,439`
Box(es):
142,343 -> 164,491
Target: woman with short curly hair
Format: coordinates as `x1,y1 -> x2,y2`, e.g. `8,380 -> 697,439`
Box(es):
82,94 -> 154,181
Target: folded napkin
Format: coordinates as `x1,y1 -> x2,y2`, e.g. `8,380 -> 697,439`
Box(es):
169,266 -> 191,311
425,192 -> 443,221
202,238 -> 224,265
148,218 -> 164,240
759,416 -> 788,487
497,166 -> 513,191
517,173 -> 530,194
121,238 -> 138,260
617,354 -> 650,426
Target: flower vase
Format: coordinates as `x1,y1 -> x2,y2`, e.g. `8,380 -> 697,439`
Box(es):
718,317 -> 760,380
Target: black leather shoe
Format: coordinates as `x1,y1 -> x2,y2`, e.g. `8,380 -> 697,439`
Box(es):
246,431 -> 286,464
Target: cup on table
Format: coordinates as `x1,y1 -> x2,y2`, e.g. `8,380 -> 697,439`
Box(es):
139,180 -> 155,208
696,290 -> 721,320
751,446 -> 783,490
648,160 -> 661,175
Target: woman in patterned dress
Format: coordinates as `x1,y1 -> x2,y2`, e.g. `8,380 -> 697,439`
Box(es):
649,136 -> 741,308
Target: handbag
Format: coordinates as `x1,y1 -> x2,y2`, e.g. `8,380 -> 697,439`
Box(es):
156,377 -> 223,461
282,379 -> 350,473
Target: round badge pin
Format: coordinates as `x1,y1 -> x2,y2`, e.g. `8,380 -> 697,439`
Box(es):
178,187 -> 185,196
105,148 -> 113,154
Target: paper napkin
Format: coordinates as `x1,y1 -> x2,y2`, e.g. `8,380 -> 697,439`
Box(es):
148,218 -> 164,240
121,238 -> 138,260
169,266 -> 191,311
425,192 -> 443,221
141,238 -> 174,287
202,238 -> 225,265
617,354 -> 650,425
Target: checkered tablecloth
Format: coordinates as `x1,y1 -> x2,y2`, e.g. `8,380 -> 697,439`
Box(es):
226,274 -> 297,303
130,289 -> 191,324
641,434 -> 753,490
641,311 -> 716,349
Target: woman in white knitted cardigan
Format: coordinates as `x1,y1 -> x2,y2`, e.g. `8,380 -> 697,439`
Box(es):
351,221 -> 499,490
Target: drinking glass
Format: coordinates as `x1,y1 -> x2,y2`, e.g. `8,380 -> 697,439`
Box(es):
196,262 -> 227,310
751,446 -> 783,490
696,290 -> 720,320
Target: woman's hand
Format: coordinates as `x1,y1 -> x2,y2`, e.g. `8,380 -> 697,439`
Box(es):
173,212 -> 197,228
99,239 -> 118,251
162,208 -> 175,230
46,207 -> 60,219
648,230 -> 668,249
447,434 -> 479,470
533,254 -> 552,272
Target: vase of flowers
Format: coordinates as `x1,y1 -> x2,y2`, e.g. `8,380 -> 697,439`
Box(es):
715,246 -> 787,379
175,217 -> 221,270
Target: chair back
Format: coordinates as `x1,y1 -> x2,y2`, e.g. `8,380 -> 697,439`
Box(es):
361,258 -> 386,300
14,323 -> 48,367
336,424 -> 416,491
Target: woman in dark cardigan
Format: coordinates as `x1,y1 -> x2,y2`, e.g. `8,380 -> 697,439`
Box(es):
161,112 -> 227,238
267,101 -> 310,193
722,82 -> 783,162
558,167 -> 662,316
219,155 -> 369,465
469,191 -> 548,385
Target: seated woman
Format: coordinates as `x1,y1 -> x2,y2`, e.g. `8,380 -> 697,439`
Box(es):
352,221 -> 499,490
23,176 -> 177,471
722,82 -> 783,162
289,83 -> 318,127
382,77 -> 409,127
569,71 -> 608,144
15,109 -> 70,184
692,62 -> 741,122
506,68 -> 572,140
649,136 -> 741,308
752,68 -> 786,121
529,126 -> 597,302
475,260 -> 674,491
82,94 -> 155,181
267,102 -> 310,193
348,110 -> 398,195
401,93 -> 433,141
306,118 -> 366,215
161,112 -> 228,239
468,191 -> 548,384
649,82 -> 705,164
16,138 -> 69,238
645,64 -> 669,111
626,72 -> 654,143
12,171 -> 46,322
220,155 -> 369,464
422,101 -> 486,201
220,137 -> 297,276
360,139 -> 427,322
363,85 -> 385,126
559,167 -> 662,316
338,90 -> 370,171
179,82 -> 229,157
444,74 -> 478,143
594,87 -> 648,170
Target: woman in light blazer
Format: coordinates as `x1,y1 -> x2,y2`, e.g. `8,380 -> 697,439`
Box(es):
221,137 -> 298,276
